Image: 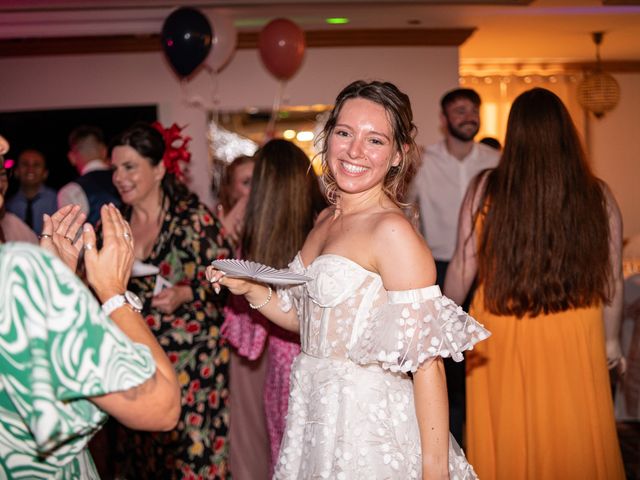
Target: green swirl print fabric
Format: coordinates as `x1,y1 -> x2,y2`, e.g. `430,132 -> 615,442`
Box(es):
0,242 -> 156,479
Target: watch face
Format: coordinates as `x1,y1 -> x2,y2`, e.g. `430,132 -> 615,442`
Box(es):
124,290 -> 143,311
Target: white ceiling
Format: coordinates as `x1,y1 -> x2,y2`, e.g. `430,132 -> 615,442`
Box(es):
1,0 -> 639,64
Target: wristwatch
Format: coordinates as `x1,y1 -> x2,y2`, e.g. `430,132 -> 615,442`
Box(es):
101,290 -> 143,316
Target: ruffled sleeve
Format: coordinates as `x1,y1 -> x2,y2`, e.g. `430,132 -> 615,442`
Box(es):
349,285 -> 490,373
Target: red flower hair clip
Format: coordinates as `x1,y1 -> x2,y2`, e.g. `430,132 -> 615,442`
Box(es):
152,121 -> 192,182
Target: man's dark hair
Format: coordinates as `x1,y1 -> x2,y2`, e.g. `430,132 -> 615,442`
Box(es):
479,136 -> 501,150
68,125 -> 105,148
440,88 -> 481,111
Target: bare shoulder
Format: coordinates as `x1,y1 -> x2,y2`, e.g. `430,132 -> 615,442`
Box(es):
372,210 -> 436,290
315,206 -> 335,225
306,206 -> 333,240
300,206 -> 334,261
370,209 -> 418,247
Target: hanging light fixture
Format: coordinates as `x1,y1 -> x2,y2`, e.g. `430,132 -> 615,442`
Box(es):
577,32 -> 620,118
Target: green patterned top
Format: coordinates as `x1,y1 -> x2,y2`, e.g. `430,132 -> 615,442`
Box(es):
0,243 -> 156,479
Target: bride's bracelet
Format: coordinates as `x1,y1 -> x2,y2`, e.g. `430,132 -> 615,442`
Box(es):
249,286 -> 272,310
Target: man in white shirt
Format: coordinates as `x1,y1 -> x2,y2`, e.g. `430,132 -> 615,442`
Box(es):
58,126 -> 120,225
409,88 -> 500,444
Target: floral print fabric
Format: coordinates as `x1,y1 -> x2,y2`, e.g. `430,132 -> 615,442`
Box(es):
0,243 -> 155,479
273,253 -> 484,479
114,194 -> 233,480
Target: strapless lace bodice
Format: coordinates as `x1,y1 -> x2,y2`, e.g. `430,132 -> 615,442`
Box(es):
278,253 -> 488,371
300,254 -> 383,359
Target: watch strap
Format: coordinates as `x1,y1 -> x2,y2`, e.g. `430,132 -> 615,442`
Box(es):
101,294 -> 125,316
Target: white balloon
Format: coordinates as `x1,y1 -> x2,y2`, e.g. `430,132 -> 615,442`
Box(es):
207,11 -> 238,74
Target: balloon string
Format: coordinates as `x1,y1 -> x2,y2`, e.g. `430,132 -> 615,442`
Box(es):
179,65 -> 221,117
205,64 -> 221,123
181,77 -> 206,110
266,80 -> 287,140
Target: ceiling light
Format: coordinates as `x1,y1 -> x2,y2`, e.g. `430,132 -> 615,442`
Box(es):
296,131 -> 314,142
577,32 -> 620,118
325,18 -> 349,25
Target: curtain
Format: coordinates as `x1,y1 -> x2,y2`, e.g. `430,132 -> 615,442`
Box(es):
460,72 -> 586,148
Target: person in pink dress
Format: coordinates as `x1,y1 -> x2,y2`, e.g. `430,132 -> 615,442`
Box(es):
222,139 -> 325,476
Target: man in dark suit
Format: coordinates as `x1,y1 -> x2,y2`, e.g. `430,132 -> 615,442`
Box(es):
58,126 -> 121,225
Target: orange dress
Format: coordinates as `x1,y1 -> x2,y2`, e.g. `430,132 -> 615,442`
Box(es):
466,288 -> 625,479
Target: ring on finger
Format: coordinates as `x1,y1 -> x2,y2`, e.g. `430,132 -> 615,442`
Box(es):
64,235 -> 74,243
123,232 -> 132,240
84,243 -> 94,251
39,233 -> 52,240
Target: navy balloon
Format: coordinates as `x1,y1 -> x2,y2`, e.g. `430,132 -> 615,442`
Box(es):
161,7 -> 212,79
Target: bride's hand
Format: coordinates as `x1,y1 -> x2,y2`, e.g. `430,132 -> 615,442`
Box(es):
206,266 -> 257,296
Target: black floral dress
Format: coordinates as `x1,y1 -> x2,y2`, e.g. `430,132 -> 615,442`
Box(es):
115,193 -> 233,479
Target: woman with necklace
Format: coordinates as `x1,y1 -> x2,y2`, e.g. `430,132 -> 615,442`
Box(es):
208,81 -> 487,479
109,122 -> 233,479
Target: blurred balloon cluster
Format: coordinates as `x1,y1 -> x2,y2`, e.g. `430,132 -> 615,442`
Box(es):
160,9 -> 308,198
161,7 -> 238,80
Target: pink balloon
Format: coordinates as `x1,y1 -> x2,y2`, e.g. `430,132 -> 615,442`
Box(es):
258,18 -> 306,81
208,11 -> 238,73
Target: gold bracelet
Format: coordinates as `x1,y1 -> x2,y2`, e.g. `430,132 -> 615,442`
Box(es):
249,286 -> 272,310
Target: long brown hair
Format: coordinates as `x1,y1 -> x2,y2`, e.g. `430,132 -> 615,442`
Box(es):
242,139 -> 326,268
475,88 -> 611,317
317,80 -> 418,206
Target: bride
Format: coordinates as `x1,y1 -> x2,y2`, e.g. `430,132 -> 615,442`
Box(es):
207,80 -> 488,479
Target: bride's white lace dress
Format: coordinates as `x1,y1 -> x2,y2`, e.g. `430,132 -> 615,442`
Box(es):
273,253 -> 489,480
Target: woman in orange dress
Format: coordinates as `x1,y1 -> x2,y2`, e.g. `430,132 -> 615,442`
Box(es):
445,87 -> 626,479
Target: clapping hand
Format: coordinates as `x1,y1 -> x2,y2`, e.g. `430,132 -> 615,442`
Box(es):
39,205 -> 86,272
82,204 -> 135,302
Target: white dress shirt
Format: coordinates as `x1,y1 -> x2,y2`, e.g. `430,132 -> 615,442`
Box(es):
57,159 -> 110,215
409,140 -> 500,261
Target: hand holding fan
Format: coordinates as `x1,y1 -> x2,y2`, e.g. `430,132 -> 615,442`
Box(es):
210,259 -> 311,286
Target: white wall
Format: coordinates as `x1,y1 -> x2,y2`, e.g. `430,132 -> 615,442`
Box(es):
590,73 -> 640,239
0,46 -> 459,207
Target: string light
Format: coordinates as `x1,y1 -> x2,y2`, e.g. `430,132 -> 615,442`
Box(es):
296,131 -> 314,142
